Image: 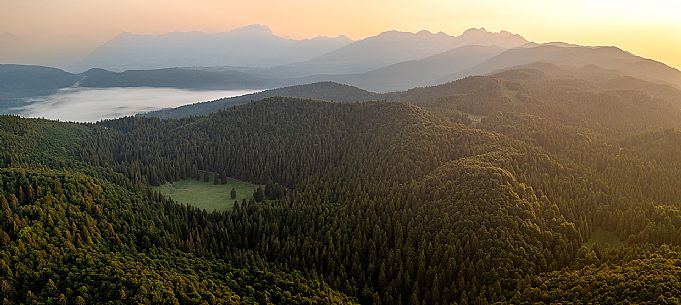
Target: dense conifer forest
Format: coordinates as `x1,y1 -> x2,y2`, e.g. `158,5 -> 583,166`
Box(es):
3,64 -> 681,304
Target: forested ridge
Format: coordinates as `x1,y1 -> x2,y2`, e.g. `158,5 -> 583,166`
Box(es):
3,64 -> 681,304
0,116 -> 355,304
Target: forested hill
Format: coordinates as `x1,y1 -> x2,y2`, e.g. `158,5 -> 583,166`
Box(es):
90,95 -> 681,304
0,114 -> 356,304
85,98 -> 588,304
4,79 -> 681,304
144,82 -> 381,119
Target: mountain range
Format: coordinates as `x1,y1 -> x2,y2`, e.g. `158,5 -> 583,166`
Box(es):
441,44 -> 681,88
145,61 -> 681,119
72,24 -> 353,72
2,25 -> 681,116
295,44 -> 507,92
265,27 -> 528,77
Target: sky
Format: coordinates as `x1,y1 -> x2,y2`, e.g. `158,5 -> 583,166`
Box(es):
1,0 -> 680,69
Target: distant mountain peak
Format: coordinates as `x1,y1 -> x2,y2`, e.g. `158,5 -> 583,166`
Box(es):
538,42 -> 582,48
75,24 -> 353,71
462,27 -> 488,35
308,35 -> 353,42
457,27 -> 529,48
461,27 -> 520,38
230,24 -> 273,36
113,31 -> 137,39
377,30 -> 410,36
375,29 -> 448,38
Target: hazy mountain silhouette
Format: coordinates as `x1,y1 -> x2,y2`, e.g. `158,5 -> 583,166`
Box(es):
0,64 -> 81,112
72,24 -> 353,72
146,59 -> 681,119
289,40 -> 681,93
442,44 -> 681,89
266,28 -> 528,76
7,27 -> 681,117
79,67 -> 279,89
299,45 -> 507,92
0,64 -> 79,99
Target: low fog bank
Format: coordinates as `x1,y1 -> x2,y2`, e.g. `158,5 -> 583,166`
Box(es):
15,87 -> 258,122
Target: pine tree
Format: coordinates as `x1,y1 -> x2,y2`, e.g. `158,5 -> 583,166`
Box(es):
253,187 -> 264,202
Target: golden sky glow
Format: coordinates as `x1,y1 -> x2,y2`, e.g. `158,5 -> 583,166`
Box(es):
1,0 -> 680,69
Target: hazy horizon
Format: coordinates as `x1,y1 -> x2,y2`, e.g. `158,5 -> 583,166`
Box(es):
1,0 -> 680,70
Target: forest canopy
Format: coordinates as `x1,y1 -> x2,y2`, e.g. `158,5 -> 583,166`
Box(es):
3,65 -> 681,304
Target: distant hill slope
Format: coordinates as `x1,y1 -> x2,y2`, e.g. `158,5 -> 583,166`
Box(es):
79,67 -> 279,90
266,28 -> 528,76
0,64 -> 81,112
72,24 -> 353,72
0,64 -> 79,99
143,82 -> 382,118
495,62 -> 681,102
300,45 -> 507,92
442,45 -> 681,89
278,42 -> 681,93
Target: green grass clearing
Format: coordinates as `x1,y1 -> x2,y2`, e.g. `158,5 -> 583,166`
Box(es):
583,228 -> 624,249
154,176 -> 261,212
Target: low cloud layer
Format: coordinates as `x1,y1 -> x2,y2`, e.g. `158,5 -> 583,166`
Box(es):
17,87 -> 257,122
